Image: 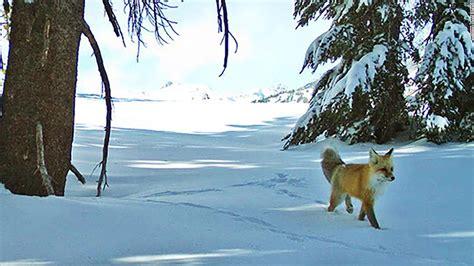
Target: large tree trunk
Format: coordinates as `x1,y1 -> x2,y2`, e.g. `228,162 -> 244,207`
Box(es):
0,0 -> 85,196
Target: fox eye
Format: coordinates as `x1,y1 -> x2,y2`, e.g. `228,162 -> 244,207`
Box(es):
391,167 -> 394,172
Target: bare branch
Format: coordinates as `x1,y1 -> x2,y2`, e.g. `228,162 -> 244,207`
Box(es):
102,0 -> 126,47
35,122 -> 55,196
216,0 -> 238,77
69,163 -> 86,184
81,19 -> 112,197
229,31 -> 239,53
123,0 -> 179,60
216,0 -> 222,32
3,0 -> 9,15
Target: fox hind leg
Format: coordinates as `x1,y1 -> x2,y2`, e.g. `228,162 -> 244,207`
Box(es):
328,191 -> 345,212
345,195 -> 353,214
358,207 -> 366,221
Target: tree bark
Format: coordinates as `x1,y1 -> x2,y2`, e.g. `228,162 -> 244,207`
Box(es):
0,0 -> 85,196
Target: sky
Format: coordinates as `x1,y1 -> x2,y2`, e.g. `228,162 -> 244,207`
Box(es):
77,0 -> 331,97
0,1 -> 330,97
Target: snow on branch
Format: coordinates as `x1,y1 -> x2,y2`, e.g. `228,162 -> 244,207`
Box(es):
333,0 -> 374,22
426,114 -> 449,130
300,24 -> 352,74
417,21 -> 473,93
319,44 -> 388,108
288,44 -> 388,142
340,44 -> 388,96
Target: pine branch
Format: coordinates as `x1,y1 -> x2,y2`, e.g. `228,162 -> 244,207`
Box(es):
81,19 -> 112,197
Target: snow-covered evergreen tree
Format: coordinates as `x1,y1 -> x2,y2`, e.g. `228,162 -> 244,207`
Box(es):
283,0 -> 410,149
413,1 -> 473,143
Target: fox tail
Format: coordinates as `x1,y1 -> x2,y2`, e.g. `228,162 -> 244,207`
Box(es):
321,146 -> 345,183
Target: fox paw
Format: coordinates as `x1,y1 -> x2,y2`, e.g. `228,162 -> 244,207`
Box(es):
346,206 -> 354,214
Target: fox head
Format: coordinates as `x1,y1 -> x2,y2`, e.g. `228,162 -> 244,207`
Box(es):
369,148 -> 395,182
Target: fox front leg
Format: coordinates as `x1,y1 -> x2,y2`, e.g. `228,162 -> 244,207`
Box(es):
358,207 -> 366,221
362,202 -> 380,229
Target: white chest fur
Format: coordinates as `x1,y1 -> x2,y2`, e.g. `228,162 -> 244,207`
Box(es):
369,174 -> 390,199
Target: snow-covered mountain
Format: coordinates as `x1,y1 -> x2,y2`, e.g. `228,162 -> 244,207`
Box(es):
77,81 -> 317,103
78,82 -> 216,102
230,83 -> 315,103
228,85 -> 286,103
254,82 -> 315,103
139,81 -> 215,102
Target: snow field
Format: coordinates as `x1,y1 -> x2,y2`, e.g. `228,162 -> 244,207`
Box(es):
1,99 -> 473,265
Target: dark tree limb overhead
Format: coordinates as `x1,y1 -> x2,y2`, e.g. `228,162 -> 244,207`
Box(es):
123,0 -> 179,60
215,0 -> 238,77
102,0 -> 126,47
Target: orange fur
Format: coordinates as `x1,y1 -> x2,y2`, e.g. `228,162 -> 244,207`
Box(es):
321,147 -> 395,229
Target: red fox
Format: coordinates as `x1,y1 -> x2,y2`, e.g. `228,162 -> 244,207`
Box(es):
321,147 -> 395,229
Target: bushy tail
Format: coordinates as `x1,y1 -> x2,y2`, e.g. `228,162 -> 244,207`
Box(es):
321,147 -> 345,183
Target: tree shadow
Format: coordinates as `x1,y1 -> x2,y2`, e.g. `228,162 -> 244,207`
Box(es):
68,116 -> 318,197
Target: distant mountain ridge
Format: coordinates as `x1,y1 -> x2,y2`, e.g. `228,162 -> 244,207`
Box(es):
251,82 -> 316,103
143,81 -> 214,101
77,81 -> 317,103
228,82 -> 316,103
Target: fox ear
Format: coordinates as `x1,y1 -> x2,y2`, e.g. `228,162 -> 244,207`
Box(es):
369,148 -> 379,164
385,148 -> 394,157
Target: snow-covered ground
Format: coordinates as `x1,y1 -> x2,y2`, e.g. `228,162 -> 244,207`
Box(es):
1,98 -> 473,265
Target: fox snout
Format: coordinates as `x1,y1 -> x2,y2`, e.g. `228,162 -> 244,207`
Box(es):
378,171 -> 395,182
377,170 -> 395,182
383,172 -> 395,182
381,175 -> 395,182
